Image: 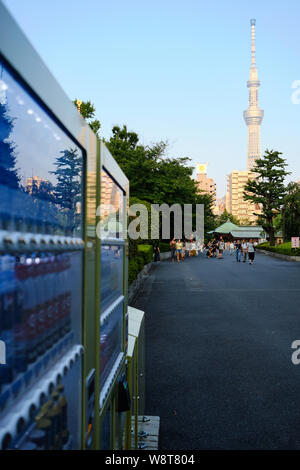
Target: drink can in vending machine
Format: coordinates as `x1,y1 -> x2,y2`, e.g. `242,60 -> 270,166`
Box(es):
33,256 -> 46,357
14,256 -> 27,374
23,257 -> 38,365
0,255 -> 16,385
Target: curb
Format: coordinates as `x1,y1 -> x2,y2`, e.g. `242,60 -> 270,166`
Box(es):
257,249 -> 300,262
128,252 -> 171,303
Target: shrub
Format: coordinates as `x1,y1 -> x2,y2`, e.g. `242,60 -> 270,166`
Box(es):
159,242 -> 171,253
128,244 -> 154,285
256,241 -> 300,256
137,244 -> 154,264
128,259 -> 139,285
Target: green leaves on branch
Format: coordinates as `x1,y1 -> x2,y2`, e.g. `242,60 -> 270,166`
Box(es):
282,182 -> 300,240
73,99 -> 101,137
243,149 -> 290,245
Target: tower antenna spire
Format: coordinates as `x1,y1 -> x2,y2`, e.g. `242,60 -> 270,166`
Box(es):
243,18 -> 264,171
250,19 -> 256,66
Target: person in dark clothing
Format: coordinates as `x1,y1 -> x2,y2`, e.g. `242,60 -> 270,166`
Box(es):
170,238 -> 176,263
235,239 -> 242,262
154,245 -> 160,262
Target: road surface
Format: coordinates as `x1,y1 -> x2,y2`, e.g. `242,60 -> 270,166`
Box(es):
132,250 -> 300,449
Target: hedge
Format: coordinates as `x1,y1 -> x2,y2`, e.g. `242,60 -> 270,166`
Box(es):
128,244 -> 154,285
161,242 -> 171,253
256,241 -> 300,256
137,244 -> 154,264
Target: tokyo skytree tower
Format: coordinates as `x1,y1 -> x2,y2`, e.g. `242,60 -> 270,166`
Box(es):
243,19 -> 264,171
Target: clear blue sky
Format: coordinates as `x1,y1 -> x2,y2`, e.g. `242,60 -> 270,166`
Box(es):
3,0 -> 300,196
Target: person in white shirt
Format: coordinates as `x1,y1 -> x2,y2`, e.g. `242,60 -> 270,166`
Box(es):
218,237 -> 225,259
241,240 -> 248,263
247,239 -> 255,265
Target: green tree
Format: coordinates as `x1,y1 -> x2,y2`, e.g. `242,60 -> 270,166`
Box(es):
50,148 -> 82,234
243,150 -> 290,246
105,125 -> 216,239
282,182 -> 300,240
0,102 -> 20,188
214,209 -> 240,227
73,99 -> 101,137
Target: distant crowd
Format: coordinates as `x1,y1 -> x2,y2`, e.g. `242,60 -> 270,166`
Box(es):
169,238 -> 205,263
157,237 -> 259,265
206,237 -> 258,264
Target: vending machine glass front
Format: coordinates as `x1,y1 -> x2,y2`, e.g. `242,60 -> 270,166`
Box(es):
0,59 -> 84,450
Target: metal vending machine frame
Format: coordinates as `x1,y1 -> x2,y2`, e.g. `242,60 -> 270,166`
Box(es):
98,141 -> 129,450
0,1 -> 98,450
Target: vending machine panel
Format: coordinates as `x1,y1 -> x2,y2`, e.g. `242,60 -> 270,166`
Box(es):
0,59 -> 84,449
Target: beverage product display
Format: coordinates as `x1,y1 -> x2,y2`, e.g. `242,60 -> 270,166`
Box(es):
0,57 -> 84,450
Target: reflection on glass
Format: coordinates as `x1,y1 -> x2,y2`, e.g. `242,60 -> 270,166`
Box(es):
0,61 -> 83,400
100,300 -> 123,388
100,244 -> 123,311
0,61 -> 83,237
100,170 -> 124,239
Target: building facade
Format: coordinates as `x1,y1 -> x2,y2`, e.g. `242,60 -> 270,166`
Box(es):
195,163 -> 216,205
227,170 -> 260,224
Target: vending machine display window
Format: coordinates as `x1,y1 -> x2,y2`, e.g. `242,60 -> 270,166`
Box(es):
100,244 -> 124,312
0,57 -> 84,449
100,299 -> 123,389
0,60 -> 84,237
99,169 -> 124,240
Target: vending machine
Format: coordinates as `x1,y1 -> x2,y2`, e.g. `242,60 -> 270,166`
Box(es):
98,142 -> 130,449
0,2 -> 87,450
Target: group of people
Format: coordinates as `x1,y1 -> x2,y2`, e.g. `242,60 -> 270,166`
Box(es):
234,239 -> 257,264
206,237 -> 258,264
170,238 -> 205,263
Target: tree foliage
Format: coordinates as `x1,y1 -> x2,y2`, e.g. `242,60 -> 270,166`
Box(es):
50,148 -> 82,233
0,102 -> 20,188
214,209 -> 240,227
243,149 -> 290,245
73,99 -> 101,137
282,182 -> 300,240
105,125 -> 215,238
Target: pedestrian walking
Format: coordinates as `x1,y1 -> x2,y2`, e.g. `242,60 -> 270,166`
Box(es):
211,239 -> 218,258
154,245 -> 160,262
242,239 -> 248,263
247,239 -> 255,265
229,241 -> 234,255
235,239 -> 242,262
175,239 -> 183,263
181,240 -> 186,260
170,238 -> 176,263
218,237 -> 225,259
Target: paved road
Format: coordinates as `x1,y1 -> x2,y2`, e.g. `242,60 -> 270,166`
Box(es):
132,251 -> 300,449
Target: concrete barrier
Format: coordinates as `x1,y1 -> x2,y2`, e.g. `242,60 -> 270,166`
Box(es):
159,251 -> 171,261
258,249 -> 300,262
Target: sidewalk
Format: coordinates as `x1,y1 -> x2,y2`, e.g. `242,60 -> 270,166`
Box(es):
132,251 -> 300,450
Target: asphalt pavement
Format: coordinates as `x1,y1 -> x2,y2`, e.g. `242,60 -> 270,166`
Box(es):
132,250 -> 300,449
